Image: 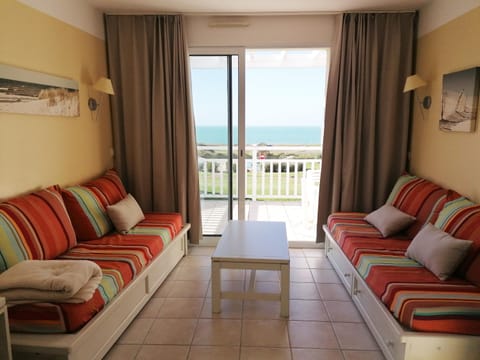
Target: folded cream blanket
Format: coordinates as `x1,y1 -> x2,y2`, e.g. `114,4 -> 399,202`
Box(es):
0,259 -> 102,304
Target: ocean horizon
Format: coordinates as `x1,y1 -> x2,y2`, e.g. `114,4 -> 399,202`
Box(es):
196,126 -> 323,145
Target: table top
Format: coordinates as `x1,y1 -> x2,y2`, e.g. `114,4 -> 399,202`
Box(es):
212,220 -> 289,263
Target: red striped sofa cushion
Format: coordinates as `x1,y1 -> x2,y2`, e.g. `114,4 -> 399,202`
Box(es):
435,197 -> 480,284
61,170 -> 128,241
0,187 -> 76,271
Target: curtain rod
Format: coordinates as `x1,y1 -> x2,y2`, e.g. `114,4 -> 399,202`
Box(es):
104,10 -> 417,16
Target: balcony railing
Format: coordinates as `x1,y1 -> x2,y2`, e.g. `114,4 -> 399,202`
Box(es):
198,145 -> 322,200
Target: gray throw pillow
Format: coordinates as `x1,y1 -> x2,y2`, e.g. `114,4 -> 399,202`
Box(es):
405,223 -> 473,280
364,204 -> 415,237
107,194 -> 145,234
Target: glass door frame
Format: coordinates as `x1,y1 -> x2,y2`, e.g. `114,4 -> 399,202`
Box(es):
189,47 -> 247,222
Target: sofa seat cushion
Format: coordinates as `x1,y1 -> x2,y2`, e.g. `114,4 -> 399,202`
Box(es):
6,212 -> 184,334
0,187 -> 76,271
7,256 -> 134,333
356,252 -> 480,335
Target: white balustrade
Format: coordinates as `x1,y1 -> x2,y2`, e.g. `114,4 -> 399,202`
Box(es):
198,145 -> 322,200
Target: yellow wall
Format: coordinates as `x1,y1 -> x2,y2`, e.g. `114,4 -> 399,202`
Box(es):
411,6 -> 480,202
0,0 -> 112,200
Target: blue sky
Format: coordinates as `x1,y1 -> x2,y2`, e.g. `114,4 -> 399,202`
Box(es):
190,51 -> 327,127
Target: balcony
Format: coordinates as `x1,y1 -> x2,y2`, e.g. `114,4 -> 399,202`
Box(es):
198,145 -> 321,242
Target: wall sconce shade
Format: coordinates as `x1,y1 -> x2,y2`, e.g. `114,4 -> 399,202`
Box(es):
88,77 -> 114,112
403,74 -> 431,109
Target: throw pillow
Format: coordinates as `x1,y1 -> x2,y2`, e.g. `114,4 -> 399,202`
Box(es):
405,223 -> 472,280
364,204 -> 415,237
107,194 -> 145,234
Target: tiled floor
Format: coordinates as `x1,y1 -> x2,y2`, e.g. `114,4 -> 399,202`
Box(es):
104,247 -> 385,360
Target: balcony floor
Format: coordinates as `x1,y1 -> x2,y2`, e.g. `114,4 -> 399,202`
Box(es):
201,199 -> 317,242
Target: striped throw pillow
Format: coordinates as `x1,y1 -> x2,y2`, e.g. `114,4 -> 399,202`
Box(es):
62,186 -> 113,241
84,169 -> 127,205
0,187 -> 77,271
435,196 -> 480,281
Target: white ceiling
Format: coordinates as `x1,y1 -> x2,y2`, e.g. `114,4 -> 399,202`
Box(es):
87,0 -> 432,14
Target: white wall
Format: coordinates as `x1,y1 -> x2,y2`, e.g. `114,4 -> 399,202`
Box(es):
185,15 -> 336,48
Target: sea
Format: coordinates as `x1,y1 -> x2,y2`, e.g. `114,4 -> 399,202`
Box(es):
196,126 -> 323,145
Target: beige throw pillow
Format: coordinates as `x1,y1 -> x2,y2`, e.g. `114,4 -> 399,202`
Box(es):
405,223 -> 472,280
364,204 -> 415,237
107,194 -> 145,234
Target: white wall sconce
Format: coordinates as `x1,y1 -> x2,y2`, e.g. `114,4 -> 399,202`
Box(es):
88,77 -> 114,119
403,74 -> 432,109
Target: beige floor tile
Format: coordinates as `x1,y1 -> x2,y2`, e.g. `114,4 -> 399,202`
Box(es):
290,257 -> 309,268
188,346 -> 240,360
221,269 -> 246,281
311,269 -> 341,284
117,318 -> 154,344
144,318 -> 197,345
302,249 -> 325,257
138,298 -> 165,318
289,300 -> 330,321
200,298 -> 243,319
153,279 -> 175,297
173,266 -> 211,281
242,320 -> 290,347
192,319 -> 242,346
288,321 -> 339,348
168,280 -> 209,298
103,344 -> 140,360
180,255 -> 212,267
157,298 -> 204,318
240,347 -> 292,360
343,350 -> 386,360
254,281 -> 281,293
324,300 -> 363,323
243,300 -> 281,319
332,322 -> 379,350
289,249 -> 306,257
206,280 -> 245,297
188,246 -> 215,256
292,348 -> 344,360
306,257 -> 333,269
290,282 -> 321,300
136,345 -> 189,360
316,283 -> 350,301
249,270 -> 280,282
290,268 -> 314,283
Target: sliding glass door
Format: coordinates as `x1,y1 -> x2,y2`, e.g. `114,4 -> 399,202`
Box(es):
190,50 -> 245,236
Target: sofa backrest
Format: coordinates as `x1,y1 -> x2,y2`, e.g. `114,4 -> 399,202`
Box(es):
0,187 -> 77,272
387,174 -> 450,238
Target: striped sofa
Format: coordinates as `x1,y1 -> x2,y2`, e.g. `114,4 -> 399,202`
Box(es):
0,170 -> 190,359
323,174 -> 480,360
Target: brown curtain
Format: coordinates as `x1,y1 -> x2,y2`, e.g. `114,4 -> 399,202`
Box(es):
105,15 -> 202,243
316,12 -> 417,242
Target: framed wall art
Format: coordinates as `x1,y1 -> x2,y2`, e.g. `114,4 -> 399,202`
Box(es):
440,67 -> 480,132
0,64 -> 79,117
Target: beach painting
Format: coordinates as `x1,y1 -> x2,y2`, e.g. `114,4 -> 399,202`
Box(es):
440,67 -> 480,132
0,64 -> 79,117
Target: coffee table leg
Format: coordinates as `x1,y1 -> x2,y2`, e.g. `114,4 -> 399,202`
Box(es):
212,261 -> 221,313
280,264 -> 290,317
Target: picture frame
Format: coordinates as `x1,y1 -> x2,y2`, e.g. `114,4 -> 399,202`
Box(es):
0,64 -> 79,117
440,67 -> 480,132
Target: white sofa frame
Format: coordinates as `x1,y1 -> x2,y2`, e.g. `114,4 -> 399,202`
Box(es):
323,225 -> 480,360
10,224 -> 191,360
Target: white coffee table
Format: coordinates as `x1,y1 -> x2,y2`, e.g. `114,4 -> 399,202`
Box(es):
211,220 -> 290,317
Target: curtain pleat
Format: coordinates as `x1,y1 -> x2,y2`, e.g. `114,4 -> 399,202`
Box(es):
316,12 -> 417,242
105,15 -> 202,243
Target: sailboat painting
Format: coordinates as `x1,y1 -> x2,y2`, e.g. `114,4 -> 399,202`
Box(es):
440,67 -> 480,132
